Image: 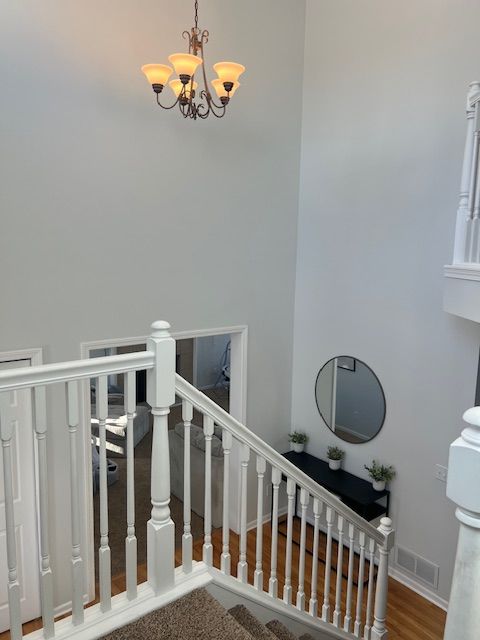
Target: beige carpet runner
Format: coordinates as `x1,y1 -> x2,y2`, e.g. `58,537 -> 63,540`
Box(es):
102,588 -> 327,639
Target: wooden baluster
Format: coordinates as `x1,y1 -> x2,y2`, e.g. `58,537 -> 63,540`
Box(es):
322,506 -> 335,622
454,82 -> 479,263
254,455 -> 266,590
0,393 -> 22,640
237,443 -> 250,583
283,477 -> 296,605
371,518 -> 394,640
354,532 -> 366,638
309,498 -> 322,617
97,375 -> 111,612
146,321 -> 176,595
333,515 -> 344,627
221,429 -> 232,575
344,523 -> 355,633
125,371 -> 137,599
269,467 -> 281,598
363,538 -> 376,639
66,381 -> 84,625
181,399 -> 193,574
32,387 -> 54,637
202,415 -> 214,566
296,488 -> 309,611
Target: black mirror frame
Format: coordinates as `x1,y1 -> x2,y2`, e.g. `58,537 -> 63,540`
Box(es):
314,355 -> 387,444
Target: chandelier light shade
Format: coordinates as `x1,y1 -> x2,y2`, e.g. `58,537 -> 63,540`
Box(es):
168,53 -> 203,78
141,64 -> 173,87
169,79 -> 198,98
211,79 -> 240,99
213,62 -> 245,84
141,0 -> 245,120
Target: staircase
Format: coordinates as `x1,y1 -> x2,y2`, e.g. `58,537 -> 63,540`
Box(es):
103,588 -> 329,640
0,321 -> 394,640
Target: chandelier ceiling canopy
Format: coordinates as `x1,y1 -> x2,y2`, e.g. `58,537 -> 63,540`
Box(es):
141,1 -> 245,120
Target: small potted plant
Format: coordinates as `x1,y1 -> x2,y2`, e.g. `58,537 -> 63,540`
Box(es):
326,446 -> 345,471
289,431 -> 308,453
364,460 -> 395,491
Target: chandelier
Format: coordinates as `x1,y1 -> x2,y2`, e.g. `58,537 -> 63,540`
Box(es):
141,0 -> 245,120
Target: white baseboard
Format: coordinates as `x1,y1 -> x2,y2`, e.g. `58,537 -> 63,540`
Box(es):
389,565 -> 448,612
247,506 -> 288,532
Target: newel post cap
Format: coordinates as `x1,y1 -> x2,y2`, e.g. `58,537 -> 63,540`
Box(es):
150,320 -> 171,338
447,407 -> 480,513
378,516 -> 395,551
463,406 -> 480,428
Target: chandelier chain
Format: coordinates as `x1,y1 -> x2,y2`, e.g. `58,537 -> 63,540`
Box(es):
194,0 -> 199,30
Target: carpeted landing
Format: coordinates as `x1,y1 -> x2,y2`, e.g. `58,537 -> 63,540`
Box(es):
102,588 -> 325,640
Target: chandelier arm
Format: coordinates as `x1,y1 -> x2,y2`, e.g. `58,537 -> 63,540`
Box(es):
198,41 -> 225,111
178,100 -> 190,118
182,30 -> 193,53
156,93 -> 181,110
196,98 -> 211,119
209,102 -> 227,118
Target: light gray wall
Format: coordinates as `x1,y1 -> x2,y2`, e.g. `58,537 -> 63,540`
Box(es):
195,334 -> 230,389
0,0 -> 305,606
292,0 -> 480,602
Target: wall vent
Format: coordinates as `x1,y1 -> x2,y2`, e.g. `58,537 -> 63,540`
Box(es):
395,546 -> 439,589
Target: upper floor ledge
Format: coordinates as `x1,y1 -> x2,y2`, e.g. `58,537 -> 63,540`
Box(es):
444,263 -> 480,323
444,262 -> 480,281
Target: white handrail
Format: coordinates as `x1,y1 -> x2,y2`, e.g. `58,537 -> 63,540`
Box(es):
0,352 -> 155,391
174,374 -> 385,545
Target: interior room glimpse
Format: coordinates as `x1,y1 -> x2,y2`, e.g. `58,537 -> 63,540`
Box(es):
89,333 -> 231,585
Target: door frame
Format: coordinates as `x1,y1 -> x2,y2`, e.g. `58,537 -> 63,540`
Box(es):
0,347 -> 44,628
80,325 -> 248,602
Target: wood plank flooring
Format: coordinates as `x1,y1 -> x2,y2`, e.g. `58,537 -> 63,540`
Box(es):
1,519 -> 446,640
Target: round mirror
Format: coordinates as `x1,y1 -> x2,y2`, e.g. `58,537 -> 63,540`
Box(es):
315,357 -> 386,443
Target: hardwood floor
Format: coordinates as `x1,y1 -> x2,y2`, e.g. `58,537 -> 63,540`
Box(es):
1,519 -> 446,640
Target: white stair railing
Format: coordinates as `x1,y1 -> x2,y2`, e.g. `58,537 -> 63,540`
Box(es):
0,321 -> 174,639
175,370 -> 395,640
0,320 -> 394,640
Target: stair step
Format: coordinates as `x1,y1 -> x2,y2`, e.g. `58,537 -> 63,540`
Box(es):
102,588 -> 253,640
266,619 -> 298,640
228,604 -> 277,640
298,635 -> 317,640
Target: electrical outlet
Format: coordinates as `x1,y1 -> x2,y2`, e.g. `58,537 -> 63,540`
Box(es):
435,464 -> 448,483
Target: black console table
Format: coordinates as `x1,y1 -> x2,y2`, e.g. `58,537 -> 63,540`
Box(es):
280,451 -> 390,521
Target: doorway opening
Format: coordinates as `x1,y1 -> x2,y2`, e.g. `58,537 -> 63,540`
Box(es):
0,349 -> 43,633
81,325 -> 247,600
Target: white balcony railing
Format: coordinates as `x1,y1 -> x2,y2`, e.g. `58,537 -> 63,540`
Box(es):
452,81 -> 480,266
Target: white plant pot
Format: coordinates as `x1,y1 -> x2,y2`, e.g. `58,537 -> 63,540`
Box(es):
328,458 -> 341,471
372,479 -> 386,491
292,443 -> 304,453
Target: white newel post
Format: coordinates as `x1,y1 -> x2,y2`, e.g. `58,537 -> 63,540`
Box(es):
444,407 -> 480,640
370,517 -> 394,640
146,320 -> 176,595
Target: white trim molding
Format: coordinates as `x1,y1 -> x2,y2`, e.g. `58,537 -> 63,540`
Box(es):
444,263 -> 480,281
